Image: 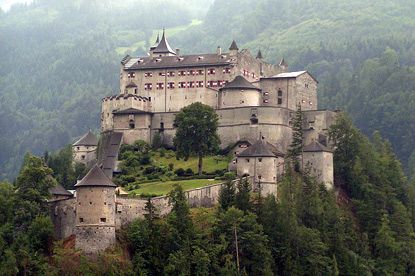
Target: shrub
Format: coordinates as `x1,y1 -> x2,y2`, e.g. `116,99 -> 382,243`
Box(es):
175,168 -> 185,176
185,168 -> 194,176
168,163 -> 174,171
140,154 -> 151,165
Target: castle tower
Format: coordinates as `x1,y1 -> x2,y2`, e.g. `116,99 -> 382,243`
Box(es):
302,141 -> 334,189
218,75 -> 262,108
152,29 -> 176,57
74,165 -> 117,254
73,130 -> 98,166
229,40 -> 239,56
236,137 -> 284,195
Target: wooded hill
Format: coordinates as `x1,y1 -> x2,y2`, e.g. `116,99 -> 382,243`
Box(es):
1,0 -> 414,180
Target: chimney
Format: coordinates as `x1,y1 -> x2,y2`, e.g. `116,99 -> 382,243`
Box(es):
176,48 -> 180,56
216,46 -> 222,55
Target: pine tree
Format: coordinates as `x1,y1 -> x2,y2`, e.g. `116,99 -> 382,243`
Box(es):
218,178 -> 236,211
287,104 -> 303,171
235,177 -> 252,212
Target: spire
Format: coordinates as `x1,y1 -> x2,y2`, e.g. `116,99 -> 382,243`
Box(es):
155,31 -> 160,44
256,49 -> 263,59
229,40 -> 239,51
152,29 -> 176,55
279,57 -> 288,69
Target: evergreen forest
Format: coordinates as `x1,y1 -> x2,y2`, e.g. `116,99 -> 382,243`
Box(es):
1,0 -> 415,180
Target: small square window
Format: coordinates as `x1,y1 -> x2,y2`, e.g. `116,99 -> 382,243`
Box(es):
79,218 -> 84,223
100,218 -> 106,223
258,158 -> 262,162
246,158 -> 250,163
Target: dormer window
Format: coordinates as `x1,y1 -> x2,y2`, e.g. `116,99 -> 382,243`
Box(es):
197,56 -> 204,60
178,57 -> 184,61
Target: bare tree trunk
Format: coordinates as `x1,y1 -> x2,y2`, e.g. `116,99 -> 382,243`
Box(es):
198,155 -> 203,176
234,226 -> 240,272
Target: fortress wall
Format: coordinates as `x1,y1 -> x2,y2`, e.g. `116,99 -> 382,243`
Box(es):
166,87 -> 218,112
75,226 -> 116,254
50,198 -> 76,240
236,51 -> 282,80
295,73 -> 318,111
220,89 -> 261,108
303,151 -> 334,190
303,110 -> 338,145
237,156 -> 277,184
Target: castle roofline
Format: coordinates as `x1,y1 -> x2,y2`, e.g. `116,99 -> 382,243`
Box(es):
238,138 -> 284,157
152,29 -> 176,55
73,130 -> 98,146
112,108 -> 152,115
262,70 -> 318,83
49,182 -> 73,197
102,94 -> 150,102
303,141 -> 332,153
75,165 -> 116,188
125,82 -> 138,88
124,53 -> 232,70
219,75 -> 261,91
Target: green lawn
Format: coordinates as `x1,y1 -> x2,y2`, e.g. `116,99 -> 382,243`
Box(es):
153,151 -> 230,173
130,179 -> 222,196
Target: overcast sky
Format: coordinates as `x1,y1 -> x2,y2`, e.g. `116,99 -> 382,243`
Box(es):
0,0 -> 33,11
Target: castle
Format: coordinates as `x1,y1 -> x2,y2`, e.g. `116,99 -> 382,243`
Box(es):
50,31 -> 337,254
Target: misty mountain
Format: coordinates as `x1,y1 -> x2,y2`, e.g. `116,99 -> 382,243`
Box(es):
0,0 -> 414,180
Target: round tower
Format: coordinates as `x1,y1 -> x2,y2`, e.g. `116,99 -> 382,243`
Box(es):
218,75 -> 262,108
74,165 -> 117,254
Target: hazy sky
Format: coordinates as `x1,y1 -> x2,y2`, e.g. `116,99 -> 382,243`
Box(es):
0,0 -> 33,11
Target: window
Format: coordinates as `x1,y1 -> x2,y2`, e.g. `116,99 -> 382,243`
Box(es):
156,83 -> 164,90
246,158 -> 250,163
100,218 -> 106,223
258,158 -> 262,162
207,81 -> 218,87
189,70 -> 196,76
81,155 -> 85,160
207,68 -> 215,75
223,67 -> 231,74
263,92 -> 269,96
167,71 -> 175,77
178,82 -> 186,88
159,72 -> 165,76
79,218 -> 84,223
77,147 -> 80,150
167,82 -> 175,89
277,89 -> 283,105
129,119 -> 135,129
305,83 -> 309,88
134,88 -> 137,94
196,81 -> 204,87
197,69 -> 204,75
188,81 -> 195,88
127,72 -> 136,78
309,101 -> 313,105
144,83 -> 152,90
144,72 -> 153,77
251,72 -> 255,78
258,175 -> 262,179
178,70 -> 186,76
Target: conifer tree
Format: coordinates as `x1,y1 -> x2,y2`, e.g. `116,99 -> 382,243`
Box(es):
287,104 -> 303,171
235,177 -> 252,212
218,178 -> 236,211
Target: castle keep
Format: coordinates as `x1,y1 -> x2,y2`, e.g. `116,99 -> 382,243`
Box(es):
51,31 -> 337,254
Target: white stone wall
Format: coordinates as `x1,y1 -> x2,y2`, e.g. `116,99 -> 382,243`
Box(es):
302,151 -> 334,189
219,89 -> 261,108
236,156 -> 278,184
73,145 -> 97,165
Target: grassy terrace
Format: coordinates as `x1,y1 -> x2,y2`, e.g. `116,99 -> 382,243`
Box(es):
129,179 -> 222,196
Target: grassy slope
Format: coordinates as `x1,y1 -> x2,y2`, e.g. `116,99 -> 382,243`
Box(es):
152,151 -> 230,173
130,179 -> 222,196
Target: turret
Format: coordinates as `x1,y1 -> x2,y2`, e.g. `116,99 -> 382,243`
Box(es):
229,40 -> 239,56
152,29 -> 176,57
279,57 -> 288,71
236,137 -> 284,194
73,130 -> 98,166
218,75 -> 261,108
302,141 -> 334,189
74,165 -> 117,254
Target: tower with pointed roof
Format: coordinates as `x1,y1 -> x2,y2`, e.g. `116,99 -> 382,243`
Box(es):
151,29 -> 176,57
229,39 -> 239,56
236,136 -> 285,194
73,130 -> 98,166
74,165 -> 117,254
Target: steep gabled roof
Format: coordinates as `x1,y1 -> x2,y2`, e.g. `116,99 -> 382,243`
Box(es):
73,131 -> 98,146
303,141 -> 332,153
50,183 -> 73,196
75,165 -> 116,187
229,40 -> 239,51
112,108 -> 151,115
219,75 -> 261,91
152,30 -> 176,55
256,49 -> 263,59
238,139 -> 279,157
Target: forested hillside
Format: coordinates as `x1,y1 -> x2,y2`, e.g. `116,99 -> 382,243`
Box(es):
1,0 -> 415,180
173,0 -> 415,177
